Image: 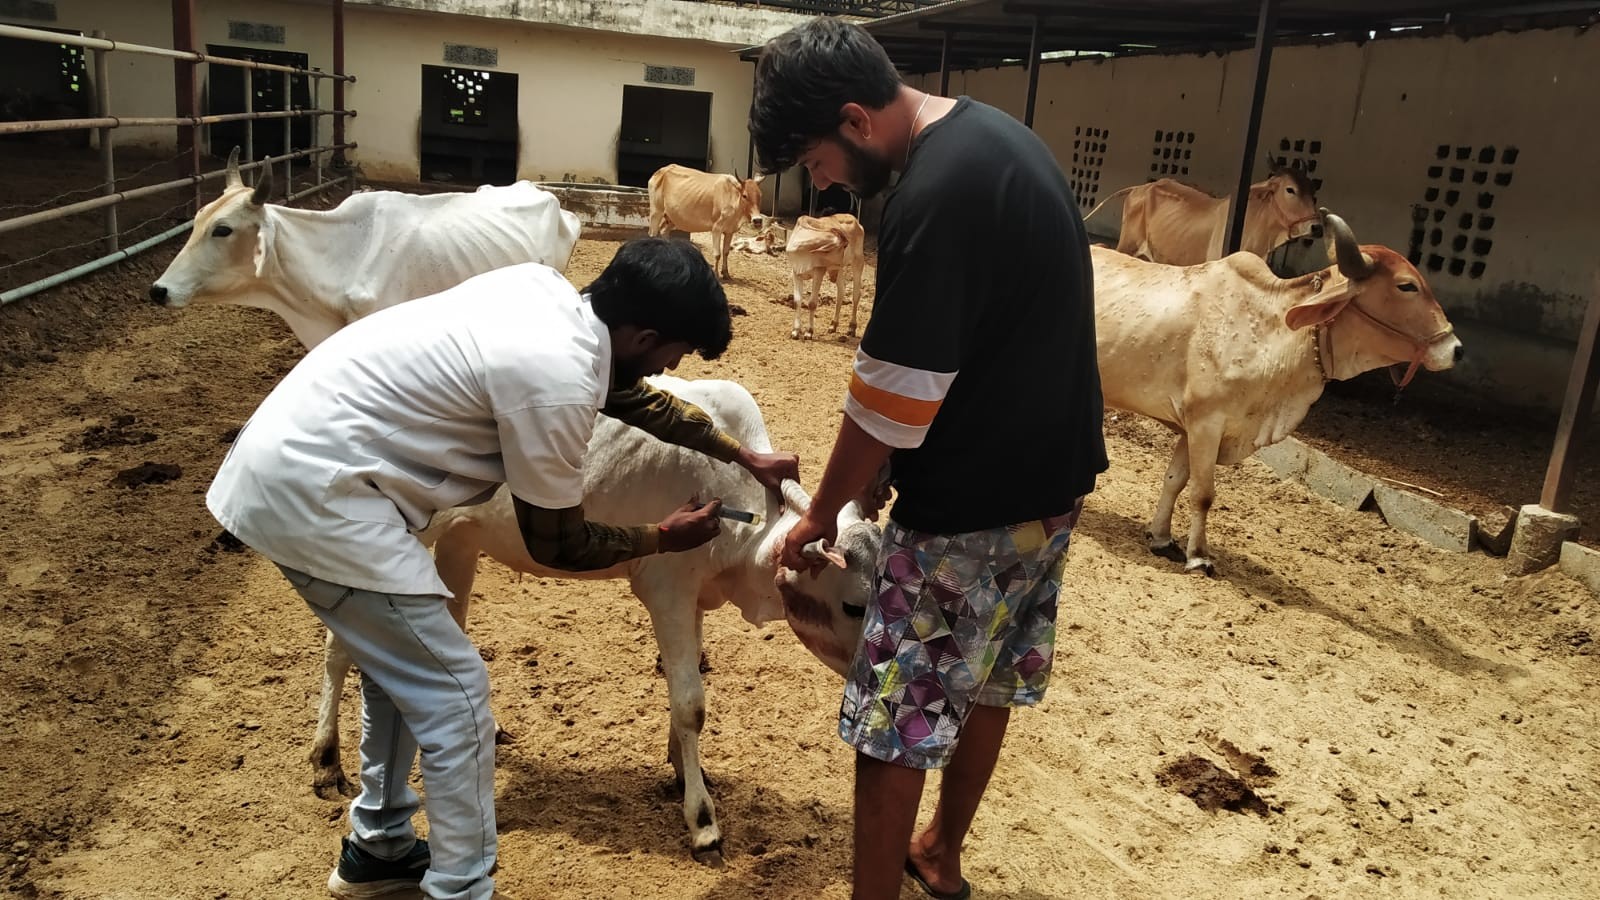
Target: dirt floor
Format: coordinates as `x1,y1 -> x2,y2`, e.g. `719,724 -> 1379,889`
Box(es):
1,212 -> 1598,899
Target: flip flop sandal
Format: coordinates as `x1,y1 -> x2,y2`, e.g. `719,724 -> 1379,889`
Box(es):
904,856 -> 973,900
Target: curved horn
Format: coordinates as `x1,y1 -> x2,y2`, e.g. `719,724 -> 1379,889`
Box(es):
779,478 -> 811,515
250,161 -> 274,206
1320,207 -> 1374,280
225,146 -> 242,189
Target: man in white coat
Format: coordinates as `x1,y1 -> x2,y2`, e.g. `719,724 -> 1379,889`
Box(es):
207,238 -> 800,899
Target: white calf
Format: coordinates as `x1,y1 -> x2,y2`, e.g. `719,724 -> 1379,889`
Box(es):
310,377 -> 879,860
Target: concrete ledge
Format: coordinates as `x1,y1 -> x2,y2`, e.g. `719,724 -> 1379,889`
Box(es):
1254,438 -> 1375,511
1303,450 -> 1378,511
1254,438 -> 1310,480
1558,541 -> 1600,593
1372,484 -> 1479,553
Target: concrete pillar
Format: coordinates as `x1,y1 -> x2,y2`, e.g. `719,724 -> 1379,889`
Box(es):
1508,504 -> 1582,575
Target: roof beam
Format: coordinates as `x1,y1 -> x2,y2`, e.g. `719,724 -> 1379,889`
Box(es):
1225,0 -> 1278,255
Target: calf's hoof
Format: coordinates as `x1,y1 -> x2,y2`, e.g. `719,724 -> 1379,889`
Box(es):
1184,557 -> 1217,576
690,831 -> 724,868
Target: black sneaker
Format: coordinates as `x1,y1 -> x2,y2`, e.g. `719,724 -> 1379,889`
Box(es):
327,836 -> 430,898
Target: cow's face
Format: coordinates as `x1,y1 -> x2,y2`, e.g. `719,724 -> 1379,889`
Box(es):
1349,247 -> 1462,372
776,506 -> 880,676
1287,212 -> 1463,375
1267,168 -> 1320,239
739,176 -> 765,225
149,149 -> 273,308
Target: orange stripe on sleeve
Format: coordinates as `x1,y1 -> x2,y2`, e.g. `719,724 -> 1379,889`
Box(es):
848,372 -> 942,427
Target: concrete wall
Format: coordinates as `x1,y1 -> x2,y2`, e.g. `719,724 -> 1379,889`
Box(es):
344,4 -> 748,184
0,0 -> 808,212
347,0 -> 804,46
917,25 -> 1600,414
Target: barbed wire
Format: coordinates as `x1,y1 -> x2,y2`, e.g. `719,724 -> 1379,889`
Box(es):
0,194 -> 193,278
0,149 -> 193,217
0,167 -> 349,282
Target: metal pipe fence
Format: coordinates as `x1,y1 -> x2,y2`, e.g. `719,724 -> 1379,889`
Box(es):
0,19 -> 357,303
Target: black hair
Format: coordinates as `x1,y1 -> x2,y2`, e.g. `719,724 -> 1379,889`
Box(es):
749,17 -> 902,174
583,238 -> 732,360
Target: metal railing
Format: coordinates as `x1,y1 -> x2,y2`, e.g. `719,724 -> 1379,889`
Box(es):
0,21 -> 359,306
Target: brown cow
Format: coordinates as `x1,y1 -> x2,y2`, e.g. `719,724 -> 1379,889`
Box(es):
647,164 -> 764,280
1088,162 -> 1320,265
785,213 -> 866,340
1094,210 -> 1463,573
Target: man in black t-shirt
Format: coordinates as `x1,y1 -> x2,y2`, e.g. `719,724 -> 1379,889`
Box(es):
752,18 -> 1107,900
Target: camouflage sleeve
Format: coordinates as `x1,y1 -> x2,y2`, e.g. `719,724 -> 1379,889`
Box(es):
514,498 -> 661,573
601,379 -> 742,463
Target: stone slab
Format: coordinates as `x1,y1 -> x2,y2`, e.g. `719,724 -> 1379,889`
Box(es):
1302,450 -> 1377,511
1254,438 -> 1311,480
1558,541 -> 1600,596
1373,483 -> 1478,553
1476,508 -> 1519,557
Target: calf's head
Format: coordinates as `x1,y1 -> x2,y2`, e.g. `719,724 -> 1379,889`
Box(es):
148,147 -> 274,308
774,479 -> 881,676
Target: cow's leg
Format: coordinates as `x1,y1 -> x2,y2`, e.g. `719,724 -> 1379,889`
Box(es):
641,591 -> 721,861
1182,423 -> 1224,574
803,274 -> 819,341
711,225 -> 732,280
1147,435 -> 1190,563
790,271 -> 806,340
846,258 -> 863,337
829,270 -> 843,334
311,630 -> 358,799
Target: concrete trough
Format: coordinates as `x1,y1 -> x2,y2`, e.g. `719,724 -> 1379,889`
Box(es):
535,182 -> 650,236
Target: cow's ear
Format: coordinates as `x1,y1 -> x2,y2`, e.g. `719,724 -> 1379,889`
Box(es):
1285,273 -> 1354,331
252,218 -> 274,279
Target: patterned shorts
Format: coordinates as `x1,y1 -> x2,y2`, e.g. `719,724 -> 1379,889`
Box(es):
838,501 -> 1082,769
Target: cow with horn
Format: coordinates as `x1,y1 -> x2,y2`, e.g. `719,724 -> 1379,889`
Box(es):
1094,208 -> 1464,573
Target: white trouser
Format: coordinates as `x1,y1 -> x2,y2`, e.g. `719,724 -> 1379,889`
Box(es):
280,565 -> 497,900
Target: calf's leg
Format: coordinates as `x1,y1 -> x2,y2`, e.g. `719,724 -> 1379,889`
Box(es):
641,589 -> 721,861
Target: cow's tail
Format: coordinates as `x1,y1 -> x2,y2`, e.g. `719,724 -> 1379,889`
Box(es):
1083,186 -> 1136,224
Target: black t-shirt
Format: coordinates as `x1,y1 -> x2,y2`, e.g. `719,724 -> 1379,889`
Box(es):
846,97 -> 1107,534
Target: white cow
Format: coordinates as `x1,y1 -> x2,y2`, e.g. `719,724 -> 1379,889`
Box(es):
311,376 -> 880,860
786,213 -> 866,341
149,148 -> 580,348
1094,210 -> 1463,573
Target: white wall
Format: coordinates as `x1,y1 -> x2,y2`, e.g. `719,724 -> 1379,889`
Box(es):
4,0 -> 808,211
922,26 -> 1600,412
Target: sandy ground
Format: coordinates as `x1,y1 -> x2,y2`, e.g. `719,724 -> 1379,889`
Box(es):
1,223 -> 1598,900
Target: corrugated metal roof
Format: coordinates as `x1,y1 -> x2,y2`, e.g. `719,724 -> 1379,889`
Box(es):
738,1 -> 1599,69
